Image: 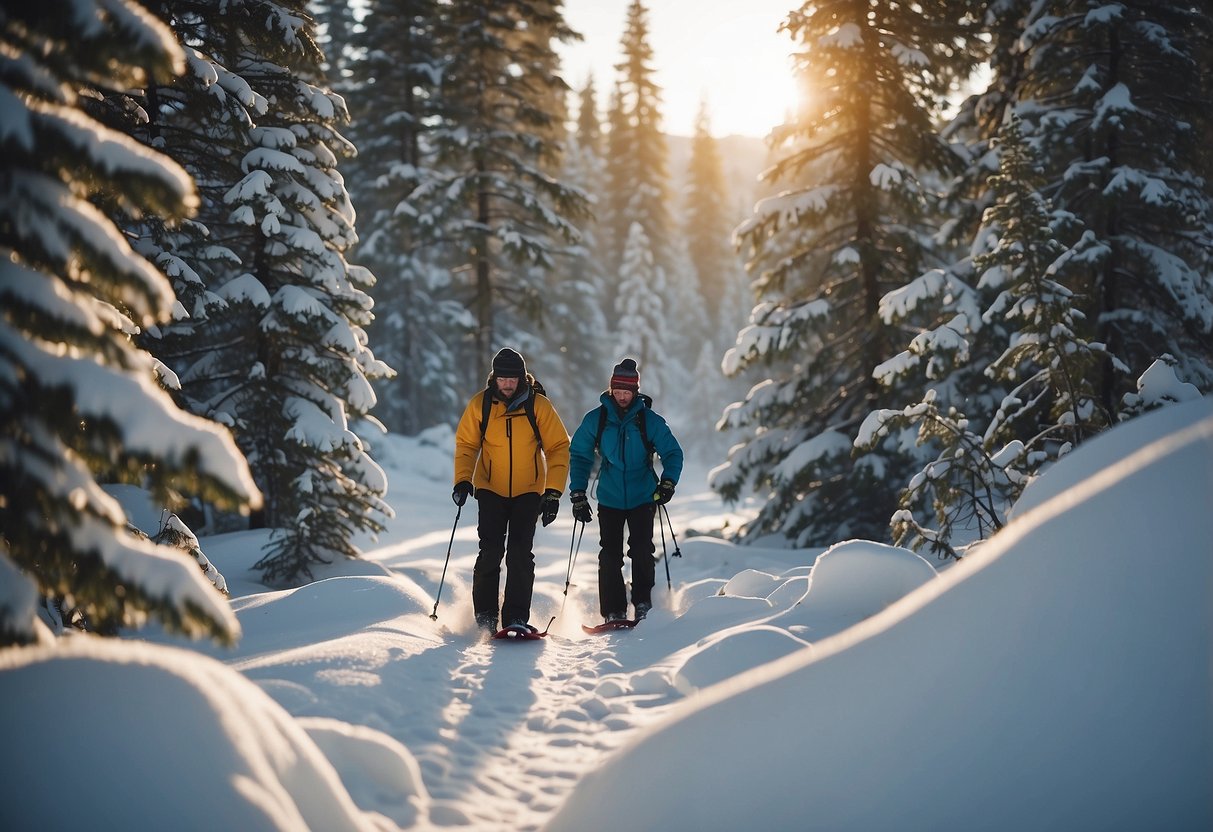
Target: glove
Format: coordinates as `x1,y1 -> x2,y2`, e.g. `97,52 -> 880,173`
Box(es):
570,490 -> 593,524
540,489 -> 561,526
654,478 -> 676,505
452,480 -> 473,506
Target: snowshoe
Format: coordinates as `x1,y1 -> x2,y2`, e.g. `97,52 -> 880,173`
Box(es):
582,618 -> 639,634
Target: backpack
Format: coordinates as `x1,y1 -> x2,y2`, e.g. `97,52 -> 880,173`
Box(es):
480,377 -> 546,450
593,393 -> 655,462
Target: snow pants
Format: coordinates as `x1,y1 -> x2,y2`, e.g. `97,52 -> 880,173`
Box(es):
472,490 -> 541,627
597,503 -> 656,617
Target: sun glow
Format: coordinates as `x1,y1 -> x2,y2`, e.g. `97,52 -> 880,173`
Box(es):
559,0 -> 804,139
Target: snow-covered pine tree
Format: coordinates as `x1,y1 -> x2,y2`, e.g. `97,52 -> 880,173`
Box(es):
1016,0 -> 1213,404
979,118 -> 1111,465
345,0 -> 470,434
615,222 -> 667,395
426,0 -> 587,375
101,0 -> 274,439
313,0 -> 359,82
714,0 -> 980,546
200,1 -> 392,583
860,117 -> 1111,557
0,0 -> 259,645
537,98 -> 611,406
604,0 -> 674,282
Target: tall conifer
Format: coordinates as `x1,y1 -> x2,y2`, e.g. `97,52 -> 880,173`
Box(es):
0,0 -> 258,644
714,0 -> 979,545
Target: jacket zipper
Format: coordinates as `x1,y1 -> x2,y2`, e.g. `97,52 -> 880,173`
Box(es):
506,416 -> 514,497
620,425 -> 629,507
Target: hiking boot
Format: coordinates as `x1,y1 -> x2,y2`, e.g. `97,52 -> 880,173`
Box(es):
634,602 -> 651,621
475,612 -> 498,633
605,611 -> 628,622
506,619 -> 537,634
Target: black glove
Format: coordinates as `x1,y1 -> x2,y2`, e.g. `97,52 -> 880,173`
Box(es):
654,478 -> 676,505
452,480 -> 473,506
570,490 -> 593,523
540,489 -> 561,526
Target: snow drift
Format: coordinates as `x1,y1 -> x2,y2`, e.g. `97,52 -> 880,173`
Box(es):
546,397 -> 1213,831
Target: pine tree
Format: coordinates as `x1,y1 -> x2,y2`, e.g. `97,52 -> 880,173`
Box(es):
536,108 -> 612,405
576,76 -> 603,157
313,0 -> 359,81
615,222 -> 667,395
604,0 -> 673,277
714,0 -> 980,546
231,1 -> 388,587
601,82 -> 630,293
345,0 -> 468,434
103,0 -> 278,435
428,0 -> 588,371
979,119 -> 1111,461
0,0 -> 259,645
1017,0 -> 1213,405
684,100 -> 737,335
170,0 -> 393,584
861,118 -> 1110,557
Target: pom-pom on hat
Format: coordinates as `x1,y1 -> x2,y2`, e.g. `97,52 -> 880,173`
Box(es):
492,348 -> 526,378
610,358 -> 640,392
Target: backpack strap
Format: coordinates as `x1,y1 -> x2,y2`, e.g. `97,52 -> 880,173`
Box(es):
523,393 -> 544,452
479,389 -> 493,446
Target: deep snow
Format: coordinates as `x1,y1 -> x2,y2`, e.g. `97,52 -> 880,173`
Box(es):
2,397 -> 1210,831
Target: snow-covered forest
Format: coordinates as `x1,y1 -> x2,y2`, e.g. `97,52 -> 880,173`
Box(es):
2,0 -> 1213,829
1,0 -> 1212,825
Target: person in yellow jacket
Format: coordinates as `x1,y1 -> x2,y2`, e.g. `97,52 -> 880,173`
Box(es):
453,348 -> 570,634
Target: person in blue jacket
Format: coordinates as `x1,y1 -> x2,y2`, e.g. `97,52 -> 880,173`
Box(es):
567,358 -> 683,623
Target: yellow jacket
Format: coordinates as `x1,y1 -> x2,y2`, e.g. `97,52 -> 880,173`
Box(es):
454,387 -> 570,498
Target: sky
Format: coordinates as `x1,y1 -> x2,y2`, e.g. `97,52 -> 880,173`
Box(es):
556,0 -> 803,138
3,388 -> 1210,829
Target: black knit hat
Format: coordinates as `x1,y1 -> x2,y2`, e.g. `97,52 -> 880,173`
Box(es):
492,348 -> 526,378
610,358 -> 640,392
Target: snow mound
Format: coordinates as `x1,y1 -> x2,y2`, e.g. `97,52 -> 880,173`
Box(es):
720,568 -> 783,598
0,640 -> 379,831
299,717 -> 430,829
671,626 -> 811,694
547,400 -> 1213,831
795,539 -> 937,620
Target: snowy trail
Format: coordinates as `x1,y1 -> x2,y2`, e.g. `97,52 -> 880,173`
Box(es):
211,442 -> 801,830
374,538 -> 683,831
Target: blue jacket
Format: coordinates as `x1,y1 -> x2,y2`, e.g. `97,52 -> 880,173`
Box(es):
568,392 -> 683,510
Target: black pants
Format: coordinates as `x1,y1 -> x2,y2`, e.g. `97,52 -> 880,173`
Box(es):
473,490 -> 541,626
597,504 -> 656,617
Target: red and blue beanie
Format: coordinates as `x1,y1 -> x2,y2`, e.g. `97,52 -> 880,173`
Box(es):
610,358 -> 640,392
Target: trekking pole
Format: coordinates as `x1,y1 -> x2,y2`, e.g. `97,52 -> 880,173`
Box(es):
656,503 -> 682,591
558,520 -> 587,619
660,504 -> 682,559
657,504 -> 672,590
563,520 -> 586,596
429,504 -> 462,621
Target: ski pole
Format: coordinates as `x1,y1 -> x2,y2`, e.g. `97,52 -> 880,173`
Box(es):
660,503 -> 682,558
563,520 -> 586,597
558,520 -> 587,620
657,504 -> 672,590
429,503 -> 462,620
